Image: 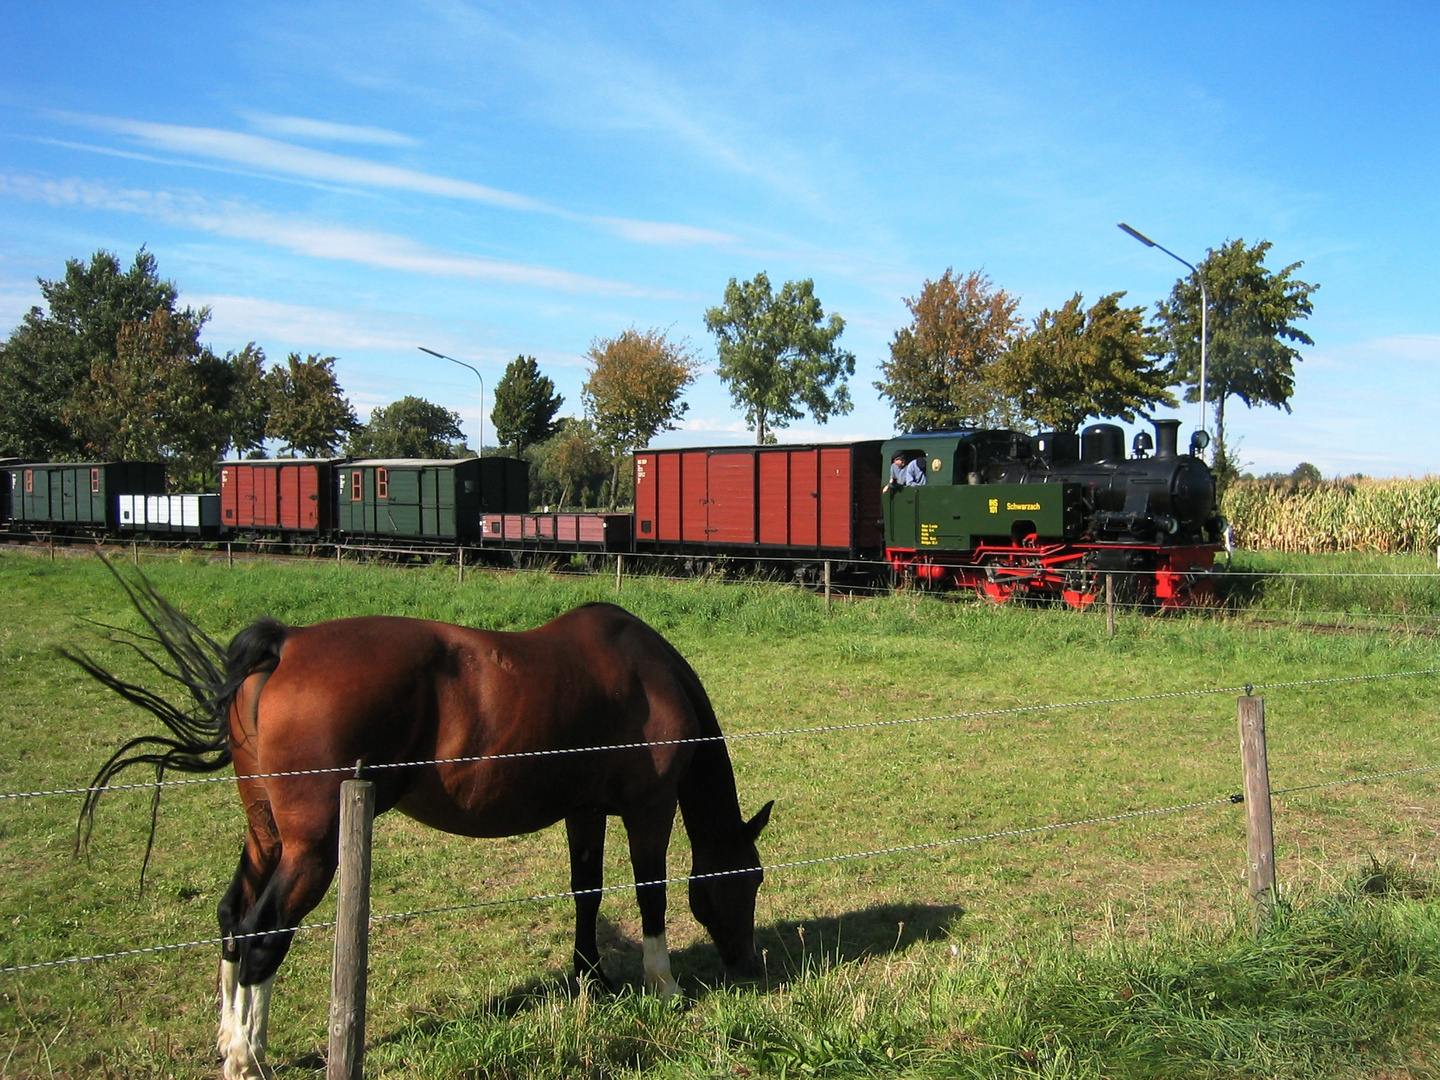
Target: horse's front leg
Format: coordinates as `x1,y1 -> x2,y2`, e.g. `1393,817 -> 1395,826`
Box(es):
622,803 -> 680,998
217,792 -> 282,1079
565,809 -> 614,990
221,813 -> 338,1080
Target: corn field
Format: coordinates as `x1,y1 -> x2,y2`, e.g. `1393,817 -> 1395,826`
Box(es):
1222,477 -> 1440,554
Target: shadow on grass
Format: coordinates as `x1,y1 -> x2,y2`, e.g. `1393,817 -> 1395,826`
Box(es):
695,901 -> 964,991
356,899 -> 963,1056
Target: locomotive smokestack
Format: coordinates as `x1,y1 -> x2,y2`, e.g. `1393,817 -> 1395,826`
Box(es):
1153,419 -> 1180,460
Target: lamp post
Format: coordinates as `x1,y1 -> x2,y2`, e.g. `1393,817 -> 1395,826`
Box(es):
1117,223 -> 1208,452
419,347 -> 484,458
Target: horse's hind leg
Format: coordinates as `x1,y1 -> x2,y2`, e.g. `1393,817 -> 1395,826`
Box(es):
566,809 -> 614,991
623,803 -> 680,998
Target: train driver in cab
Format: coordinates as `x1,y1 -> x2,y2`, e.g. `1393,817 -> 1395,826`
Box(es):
884,451 -> 927,492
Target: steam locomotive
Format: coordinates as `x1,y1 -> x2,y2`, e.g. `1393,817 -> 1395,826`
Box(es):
882,418 -> 1223,608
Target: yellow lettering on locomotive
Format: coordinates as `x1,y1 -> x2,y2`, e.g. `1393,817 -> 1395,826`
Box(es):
987,498 -> 998,514
1006,501 -> 1042,511
919,523 -> 939,546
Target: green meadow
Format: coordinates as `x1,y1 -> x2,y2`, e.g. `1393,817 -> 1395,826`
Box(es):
1,549 -> 1438,1078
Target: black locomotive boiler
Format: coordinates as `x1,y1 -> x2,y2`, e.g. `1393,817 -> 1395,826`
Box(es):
883,418 -> 1224,608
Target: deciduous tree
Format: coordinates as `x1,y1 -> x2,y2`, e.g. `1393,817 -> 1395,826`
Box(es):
70,305 -> 237,487
582,328 -> 698,506
527,418 -> 610,509
264,353 -> 359,457
995,292 -> 1175,433
491,355 -> 563,454
1152,238 -> 1318,470
0,248 -> 182,458
345,396 -> 466,458
704,273 -> 854,444
222,343 -> 269,459
876,269 -> 1022,431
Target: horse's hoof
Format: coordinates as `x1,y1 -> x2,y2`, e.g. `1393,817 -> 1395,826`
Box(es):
645,974 -> 683,1001
221,1049 -> 275,1080
724,954 -> 763,982
576,968 -> 616,995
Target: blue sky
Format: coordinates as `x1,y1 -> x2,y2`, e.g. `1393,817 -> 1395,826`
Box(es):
1,2 -> 1435,476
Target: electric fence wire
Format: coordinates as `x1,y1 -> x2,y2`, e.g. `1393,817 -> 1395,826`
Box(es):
18,533 -> 1440,578
0,788 -> 1245,977
3,667 -> 1436,804
1273,761 -> 1440,797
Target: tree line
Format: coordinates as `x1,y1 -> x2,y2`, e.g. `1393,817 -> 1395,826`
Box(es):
877,242 -> 1316,481
0,250 -> 361,489
0,240 -> 1316,504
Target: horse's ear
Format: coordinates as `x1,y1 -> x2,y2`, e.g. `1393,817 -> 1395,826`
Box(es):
745,800 -> 774,842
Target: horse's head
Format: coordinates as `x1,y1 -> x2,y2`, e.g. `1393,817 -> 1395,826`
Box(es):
688,799 -> 773,979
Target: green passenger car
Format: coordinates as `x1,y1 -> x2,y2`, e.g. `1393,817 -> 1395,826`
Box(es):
8,462 -> 167,530
336,457 -> 528,541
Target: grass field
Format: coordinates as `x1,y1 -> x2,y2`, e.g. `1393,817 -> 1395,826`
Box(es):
1,549 -> 1438,1078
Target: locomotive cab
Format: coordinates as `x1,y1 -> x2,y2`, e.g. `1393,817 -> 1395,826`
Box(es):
882,432 -> 1084,552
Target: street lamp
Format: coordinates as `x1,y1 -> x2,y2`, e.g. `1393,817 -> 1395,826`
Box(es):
1117,223 -> 1209,453
418,347 -> 484,458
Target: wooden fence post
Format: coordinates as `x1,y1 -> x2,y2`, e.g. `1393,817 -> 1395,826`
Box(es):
1237,694 -> 1277,926
457,546 -> 465,584
328,777 -> 375,1080
336,542 -> 343,567
615,554 -> 624,594
226,542 -> 234,568
824,560 -> 832,614
1105,573 -> 1115,637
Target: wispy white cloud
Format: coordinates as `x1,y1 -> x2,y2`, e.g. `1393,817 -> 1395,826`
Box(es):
0,172 -> 671,298
596,216 -> 738,247
57,112 -> 548,211
28,136 -> 367,195
0,286 -> 37,329
429,4 -> 828,213
191,294 -> 432,353
1318,334 -> 1440,365
240,112 -> 420,148
675,417 -> 749,434
52,112 -> 743,248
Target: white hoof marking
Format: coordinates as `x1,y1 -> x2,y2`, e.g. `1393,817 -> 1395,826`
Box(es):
642,933 -> 681,999
219,972 -> 275,1080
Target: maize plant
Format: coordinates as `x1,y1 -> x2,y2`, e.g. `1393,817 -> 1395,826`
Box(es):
1222,478 -> 1440,554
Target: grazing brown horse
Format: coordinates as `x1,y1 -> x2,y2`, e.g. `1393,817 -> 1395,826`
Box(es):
72,574 -> 772,1080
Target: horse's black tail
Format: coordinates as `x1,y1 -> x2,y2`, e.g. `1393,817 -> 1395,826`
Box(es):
63,558 -> 288,881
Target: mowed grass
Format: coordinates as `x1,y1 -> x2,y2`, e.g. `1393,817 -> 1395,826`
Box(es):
0,548 -> 1438,1078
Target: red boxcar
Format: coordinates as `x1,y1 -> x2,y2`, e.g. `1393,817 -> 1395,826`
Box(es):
632,442 -> 884,557
218,459 -> 340,533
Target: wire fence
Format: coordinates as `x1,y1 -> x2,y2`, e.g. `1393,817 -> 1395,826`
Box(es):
10,532 -> 1440,641
10,528 -> 1440,579
2,666 -> 1438,978
7,753 -> 1440,978
2,668 -> 1436,804
0,787 -> 1253,976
